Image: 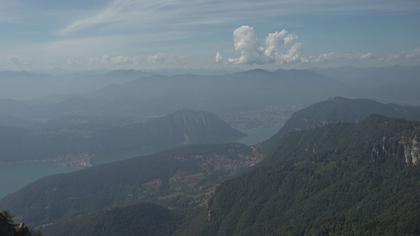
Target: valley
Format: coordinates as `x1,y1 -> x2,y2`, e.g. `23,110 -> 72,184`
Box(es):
3,96 -> 420,236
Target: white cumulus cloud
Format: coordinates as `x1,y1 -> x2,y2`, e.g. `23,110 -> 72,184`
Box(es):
360,52 -> 374,59
100,55 -> 136,65
147,53 -> 167,64
225,25 -> 303,65
215,51 -> 223,64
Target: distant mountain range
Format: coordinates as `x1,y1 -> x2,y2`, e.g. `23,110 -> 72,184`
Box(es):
3,65 -> 420,123
0,110 -> 245,164
30,68 -> 343,119
0,70 -> 150,101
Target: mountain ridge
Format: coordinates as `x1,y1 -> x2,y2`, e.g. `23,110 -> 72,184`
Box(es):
261,97 -> 420,156
0,109 -> 244,164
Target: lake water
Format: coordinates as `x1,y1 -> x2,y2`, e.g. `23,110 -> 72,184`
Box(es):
238,125 -> 282,145
0,126 -> 279,199
0,162 -> 80,199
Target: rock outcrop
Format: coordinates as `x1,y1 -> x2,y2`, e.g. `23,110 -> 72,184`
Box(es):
0,211 -> 33,236
401,135 -> 420,166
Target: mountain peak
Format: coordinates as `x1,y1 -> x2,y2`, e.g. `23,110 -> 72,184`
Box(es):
234,68 -> 272,76
148,109 -> 246,144
105,69 -> 154,78
167,109 -> 211,117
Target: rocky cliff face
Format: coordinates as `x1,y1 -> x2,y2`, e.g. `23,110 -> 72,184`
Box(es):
401,135 -> 420,166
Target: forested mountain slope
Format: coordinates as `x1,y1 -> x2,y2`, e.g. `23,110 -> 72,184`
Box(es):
41,203 -> 178,236
205,115 -> 420,236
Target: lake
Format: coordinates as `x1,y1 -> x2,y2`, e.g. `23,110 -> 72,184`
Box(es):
238,125 -> 283,145
0,125 -> 278,199
0,162 -> 80,199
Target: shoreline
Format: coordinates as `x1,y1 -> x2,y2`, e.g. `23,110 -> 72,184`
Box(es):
0,157 -> 92,168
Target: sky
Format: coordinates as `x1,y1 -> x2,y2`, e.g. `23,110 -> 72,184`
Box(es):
0,0 -> 420,72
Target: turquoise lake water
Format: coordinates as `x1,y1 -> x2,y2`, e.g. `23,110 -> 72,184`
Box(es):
0,162 -> 80,199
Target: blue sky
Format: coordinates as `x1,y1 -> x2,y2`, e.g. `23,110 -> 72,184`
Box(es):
1,0 -> 420,71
